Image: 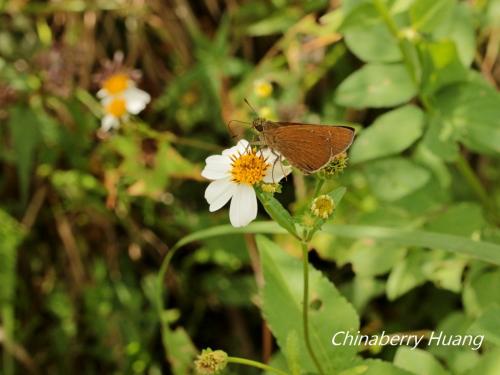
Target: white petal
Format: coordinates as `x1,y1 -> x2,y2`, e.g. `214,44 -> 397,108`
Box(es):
124,87 -> 151,114
97,89 -> 109,99
201,155 -> 232,180
229,185 -> 257,227
222,139 -> 250,156
261,149 -> 291,183
263,161 -> 292,183
205,179 -> 237,212
100,95 -> 113,106
101,115 -> 119,132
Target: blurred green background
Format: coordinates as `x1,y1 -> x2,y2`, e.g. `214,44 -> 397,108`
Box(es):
0,0 -> 499,374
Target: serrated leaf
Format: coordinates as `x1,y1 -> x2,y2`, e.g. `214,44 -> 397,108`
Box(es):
350,105 -> 424,164
257,235 -> 359,373
335,64 -> 417,108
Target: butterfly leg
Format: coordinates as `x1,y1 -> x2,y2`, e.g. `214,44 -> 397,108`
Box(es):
269,149 -> 287,184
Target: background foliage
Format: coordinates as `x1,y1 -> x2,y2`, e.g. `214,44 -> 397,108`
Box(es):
0,0 -> 499,374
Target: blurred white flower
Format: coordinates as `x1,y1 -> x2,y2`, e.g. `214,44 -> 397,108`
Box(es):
97,72 -> 151,132
202,140 -> 291,227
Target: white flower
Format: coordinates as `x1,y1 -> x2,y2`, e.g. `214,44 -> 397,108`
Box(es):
97,72 -> 151,132
202,140 -> 291,227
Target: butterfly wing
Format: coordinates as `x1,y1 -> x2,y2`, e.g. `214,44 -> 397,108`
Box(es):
263,124 -> 354,174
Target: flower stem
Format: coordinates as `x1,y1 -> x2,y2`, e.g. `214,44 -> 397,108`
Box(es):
227,356 -> 289,375
301,241 -> 326,375
313,178 -> 325,197
372,0 -> 418,85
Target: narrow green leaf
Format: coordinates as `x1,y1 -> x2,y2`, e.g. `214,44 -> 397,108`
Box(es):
0,209 -> 24,306
322,224 -> 500,265
256,189 -> 299,239
257,235 -> 359,373
168,222 -> 500,266
7,105 -> 42,203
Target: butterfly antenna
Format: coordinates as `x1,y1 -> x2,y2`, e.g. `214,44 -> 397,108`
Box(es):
244,98 -> 259,117
227,119 -> 251,139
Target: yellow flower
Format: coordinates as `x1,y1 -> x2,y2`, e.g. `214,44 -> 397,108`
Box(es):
253,79 -> 273,98
101,73 -> 130,95
194,348 -> 228,375
311,195 -> 335,219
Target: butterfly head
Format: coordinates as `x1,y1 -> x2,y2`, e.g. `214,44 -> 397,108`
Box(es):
252,117 -> 266,132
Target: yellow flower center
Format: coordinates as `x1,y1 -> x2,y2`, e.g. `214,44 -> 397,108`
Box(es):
102,73 -> 129,95
311,195 -> 335,219
230,149 -> 269,185
105,97 -> 127,117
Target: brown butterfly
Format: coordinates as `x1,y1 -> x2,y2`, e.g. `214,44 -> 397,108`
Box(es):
252,117 -> 355,174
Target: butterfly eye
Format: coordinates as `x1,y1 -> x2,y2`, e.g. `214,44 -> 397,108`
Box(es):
254,124 -> 263,132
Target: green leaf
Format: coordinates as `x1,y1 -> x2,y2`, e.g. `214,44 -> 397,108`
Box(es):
256,189 -> 299,239
468,306 -> 500,346
340,359 -> 415,375
0,209 -> 24,306
386,250 -> 427,300
410,0 -> 456,33
350,105 -> 425,164
164,327 -> 198,375
285,331 -> 302,375
421,114 -> 459,162
257,235 -> 359,373
463,267 -> 500,317
365,157 -> 431,201
463,348 -> 500,375
169,221 -> 500,266
424,202 -> 485,237
449,3 -> 475,66
419,40 -> 468,95
335,64 -> 417,108
7,105 -> 42,203
348,241 -> 406,277
341,276 -> 385,312
341,3 -> 401,63
435,82 -> 500,155
394,347 -> 450,375
322,224 -> 500,265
